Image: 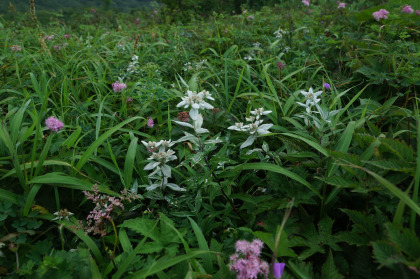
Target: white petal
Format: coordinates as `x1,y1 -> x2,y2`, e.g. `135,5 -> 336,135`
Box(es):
240,135 -> 256,149
177,100 -> 186,107
173,121 -> 194,129
189,108 -> 199,121
144,161 -> 159,170
192,103 -> 200,109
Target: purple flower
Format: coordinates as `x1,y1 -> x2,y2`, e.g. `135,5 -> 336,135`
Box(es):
323,82 -> 331,90
91,8 -> 96,13
112,81 -> 127,92
45,116 -> 64,132
373,9 -> 389,21
277,61 -> 285,70
127,97 -> 133,102
63,34 -> 71,38
416,10 -> 420,16
147,117 -> 154,128
273,263 -> 286,279
302,0 -> 310,6
401,5 -> 414,14
248,16 -> 255,20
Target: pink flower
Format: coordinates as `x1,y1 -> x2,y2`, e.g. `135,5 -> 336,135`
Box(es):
91,8 -> 96,13
63,34 -> 71,38
45,116 -> 64,132
135,18 -> 140,25
147,117 -> 154,128
112,81 -> 127,92
337,1 -> 346,9
127,97 -> 133,102
373,9 -> 389,21
401,5 -> 414,14
416,10 -> 420,16
248,16 -> 255,20
10,45 -> 22,52
230,239 -> 269,279
302,0 -> 310,6
277,61 -> 285,70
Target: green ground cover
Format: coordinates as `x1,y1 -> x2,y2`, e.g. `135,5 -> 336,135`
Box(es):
0,0 -> 419,278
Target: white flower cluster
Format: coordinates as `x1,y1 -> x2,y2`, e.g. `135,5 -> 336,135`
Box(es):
228,108 -> 273,149
296,87 -> 322,114
142,140 -> 185,192
274,28 -> 287,39
126,55 -> 139,75
183,59 -> 207,72
176,90 -> 214,121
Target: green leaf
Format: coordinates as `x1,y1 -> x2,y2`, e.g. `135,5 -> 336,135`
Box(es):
321,250 -> 344,279
188,217 -> 214,273
62,126 -> 82,149
230,163 -> 321,198
0,188 -> 19,205
76,116 -> 141,171
123,135 -> 138,189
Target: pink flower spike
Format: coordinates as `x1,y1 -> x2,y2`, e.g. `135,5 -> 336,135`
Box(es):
302,0 -> 310,6
337,1 -> 346,9
112,81 -> 127,92
401,5 -> 414,14
147,117 -> 154,128
45,116 -> 64,132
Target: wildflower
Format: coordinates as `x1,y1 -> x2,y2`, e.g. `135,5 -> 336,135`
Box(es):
53,44 -> 62,51
337,1 -> 346,9
45,116 -> 64,132
277,61 -> 285,70
250,107 -> 272,120
135,18 -> 140,25
228,122 -> 247,132
416,10 -> 420,16
243,10 -> 247,14
10,45 -> 22,52
273,263 -> 286,279
323,82 -> 331,90
141,140 -> 161,152
43,35 -> 54,41
229,239 -> 269,279
91,8 -> 96,13
63,34 -> 71,38
127,97 -> 133,102
302,0 -> 310,6
53,209 -> 74,221
299,88 -> 322,106
247,16 -> 255,20
176,90 -> 214,121
147,117 -> 154,128
244,55 -> 253,61
177,111 -> 190,122
153,9 -> 158,14
112,81 -> 127,92
373,9 -> 389,21
401,5 -> 413,14
273,28 -> 286,39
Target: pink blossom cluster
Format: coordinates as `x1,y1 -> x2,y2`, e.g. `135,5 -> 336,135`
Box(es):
82,184 -> 137,236
229,239 -> 269,279
45,116 -> 64,132
302,0 -> 310,6
373,9 -> 389,21
417,10 -> 420,16
63,34 -> 71,39
147,117 -> 154,128
112,81 -> 127,92
10,45 -> 22,52
401,5 -> 414,14
337,1 -> 346,9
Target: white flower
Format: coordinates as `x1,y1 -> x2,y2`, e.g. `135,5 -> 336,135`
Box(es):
250,108 -> 272,120
246,120 -> 273,135
274,28 -> 286,39
159,140 -> 175,150
228,122 -> 247,131
300,88 -> 322,106
244,55 -> 253,61
176,90 -> 214,121
52,209 -> 74,221
141,140 -> 161,150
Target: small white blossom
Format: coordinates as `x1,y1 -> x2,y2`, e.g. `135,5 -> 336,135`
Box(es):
52,209 -> 74,221
176,90 -> 214,120
274,28 -> 287,39
299,87 -> 322,106
250,108 -> 272,120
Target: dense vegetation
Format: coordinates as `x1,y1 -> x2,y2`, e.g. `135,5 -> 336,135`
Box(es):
0,0 -> 419,278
